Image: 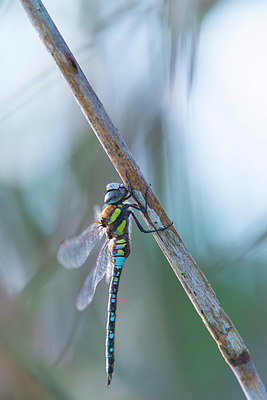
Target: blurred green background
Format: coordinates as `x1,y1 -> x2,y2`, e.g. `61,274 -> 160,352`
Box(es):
0,0 -> 266,399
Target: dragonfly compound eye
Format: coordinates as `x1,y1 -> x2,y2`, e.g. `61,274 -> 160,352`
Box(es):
104,184 -> 127,204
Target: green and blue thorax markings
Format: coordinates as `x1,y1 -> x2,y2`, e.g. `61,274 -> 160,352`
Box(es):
101,203 -> 130,241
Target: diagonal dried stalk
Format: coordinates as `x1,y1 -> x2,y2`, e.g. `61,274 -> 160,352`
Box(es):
18,1 -> 267,399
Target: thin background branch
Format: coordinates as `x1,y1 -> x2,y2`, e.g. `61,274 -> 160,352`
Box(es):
18,0 -> 267,399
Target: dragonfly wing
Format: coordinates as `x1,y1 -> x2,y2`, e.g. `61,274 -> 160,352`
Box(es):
93,205 -> 102,221
105,241 -> 113,283
76,239 -> 110,311
57,222 -> 104,269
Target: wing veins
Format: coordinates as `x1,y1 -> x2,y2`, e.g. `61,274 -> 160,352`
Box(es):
76,239 -> 110,311
57,222 -> 104,269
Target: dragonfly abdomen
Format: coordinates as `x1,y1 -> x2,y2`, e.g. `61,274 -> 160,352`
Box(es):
106,237 -> 129,386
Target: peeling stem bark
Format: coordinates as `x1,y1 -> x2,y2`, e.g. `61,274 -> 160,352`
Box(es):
18,1 -> 267,398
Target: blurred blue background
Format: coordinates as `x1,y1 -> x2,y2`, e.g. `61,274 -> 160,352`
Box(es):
0,0 -> 266,399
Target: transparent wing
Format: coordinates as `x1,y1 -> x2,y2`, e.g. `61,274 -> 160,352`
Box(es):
57,222 -> 104,269
93,205 -> 102,221
105,241 -> 113,284
76,239 -> 110,311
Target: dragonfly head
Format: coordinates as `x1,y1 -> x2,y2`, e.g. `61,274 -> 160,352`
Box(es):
104,183 -> 128,204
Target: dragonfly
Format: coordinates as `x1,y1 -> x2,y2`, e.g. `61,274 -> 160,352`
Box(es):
57,178 -> 172,386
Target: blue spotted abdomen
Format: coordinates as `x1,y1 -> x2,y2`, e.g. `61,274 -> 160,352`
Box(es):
106,237 -> 130,386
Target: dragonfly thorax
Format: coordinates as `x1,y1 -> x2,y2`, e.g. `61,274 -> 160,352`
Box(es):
104,183 -> 128,205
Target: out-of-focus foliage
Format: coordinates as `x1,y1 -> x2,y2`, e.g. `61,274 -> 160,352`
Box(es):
0,0 -> 266,399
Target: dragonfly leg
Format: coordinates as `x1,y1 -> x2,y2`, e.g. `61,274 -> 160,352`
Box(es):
123,171 -> 134,200
126,185 -> 149,213
124,172 -> 151,206
125,171 -> 154,213
125,174 -> 173,232
129,211 -> 173,234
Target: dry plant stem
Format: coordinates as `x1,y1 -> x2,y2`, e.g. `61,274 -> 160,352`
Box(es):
19,1 -> 266,399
